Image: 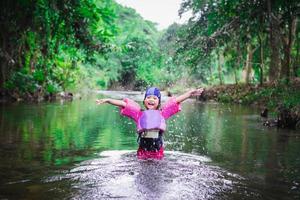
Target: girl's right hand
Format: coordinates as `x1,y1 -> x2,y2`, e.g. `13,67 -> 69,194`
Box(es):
96,98 -> 126,107
96,99 -> 107,105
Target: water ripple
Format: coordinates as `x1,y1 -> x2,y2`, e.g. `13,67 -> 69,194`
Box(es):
46,151 -> 251,200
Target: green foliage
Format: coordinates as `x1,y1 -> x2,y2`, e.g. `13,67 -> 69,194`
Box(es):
1,0 -> 117,98
216,84 -> 300,108
176,0 -> 299,85
1,0 -> 299,101
4,71 -> 37,94
217,94 -> 233,103
46,80 -> 61,94
249,86 -> 300,108
96,3 -> 162,89
33,69 -> 45,82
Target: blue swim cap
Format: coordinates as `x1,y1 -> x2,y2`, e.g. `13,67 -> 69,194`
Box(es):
144,87 -> 161,102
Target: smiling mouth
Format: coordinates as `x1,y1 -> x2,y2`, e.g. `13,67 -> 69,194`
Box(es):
147,102 -> 155,106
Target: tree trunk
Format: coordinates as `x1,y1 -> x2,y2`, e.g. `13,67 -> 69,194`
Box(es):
209,63 -> 213,81
234,61 -> 238,85
267,0 -> 280,82
235,41 -> 241,85
244,44 -> 254,84
293,33 -> 300,77
0,57 -> 5,90
0,56 -> 5,90
218,51 -> 224,85
258,12 -> 265,85
259,33 -> 264,85
280,16 -> 297,82
0,36 -> 8,90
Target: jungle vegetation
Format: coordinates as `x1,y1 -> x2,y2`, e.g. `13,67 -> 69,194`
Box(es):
0,0 -> 299,102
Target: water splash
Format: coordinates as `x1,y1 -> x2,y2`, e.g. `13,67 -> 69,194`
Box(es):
46,151 -> 246,200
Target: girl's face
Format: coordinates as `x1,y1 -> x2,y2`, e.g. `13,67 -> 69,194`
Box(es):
144,95 -> 159,110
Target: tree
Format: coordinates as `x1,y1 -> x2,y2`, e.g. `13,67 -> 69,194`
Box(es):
0,0 -> 117,98
177,0 -> 299,85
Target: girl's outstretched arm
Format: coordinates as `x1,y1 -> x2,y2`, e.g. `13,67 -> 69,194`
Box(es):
175,88 -> 204,103
96,98 -> 126,107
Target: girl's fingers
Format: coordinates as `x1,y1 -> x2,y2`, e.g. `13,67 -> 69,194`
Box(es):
191,88 -> 204,96
197,88 -> 204,94
96,99 -> 104,104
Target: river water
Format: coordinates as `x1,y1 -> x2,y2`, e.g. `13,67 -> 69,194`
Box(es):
0,91 -> 299,199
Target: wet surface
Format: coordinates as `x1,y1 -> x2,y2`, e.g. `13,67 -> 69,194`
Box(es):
47,151 -> 247,200
0,92 -> 300,199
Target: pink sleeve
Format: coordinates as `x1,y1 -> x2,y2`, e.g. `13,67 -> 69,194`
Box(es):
161,97 -> 181,119
120,98 -> 142,122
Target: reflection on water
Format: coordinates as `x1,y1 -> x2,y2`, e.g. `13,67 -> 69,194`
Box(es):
0,93 -> 300,199
47,151 -> 246,200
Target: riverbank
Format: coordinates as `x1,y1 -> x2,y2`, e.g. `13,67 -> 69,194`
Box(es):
1,81 -> 299,129
196,80 -> 300,129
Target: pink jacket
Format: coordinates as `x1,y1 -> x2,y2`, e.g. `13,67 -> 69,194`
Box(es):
120,97 -> 181,133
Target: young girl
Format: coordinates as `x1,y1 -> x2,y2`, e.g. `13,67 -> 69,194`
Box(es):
96,87 -> 204,159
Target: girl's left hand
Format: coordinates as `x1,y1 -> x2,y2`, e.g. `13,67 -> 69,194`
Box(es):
189,88 -> 204,97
